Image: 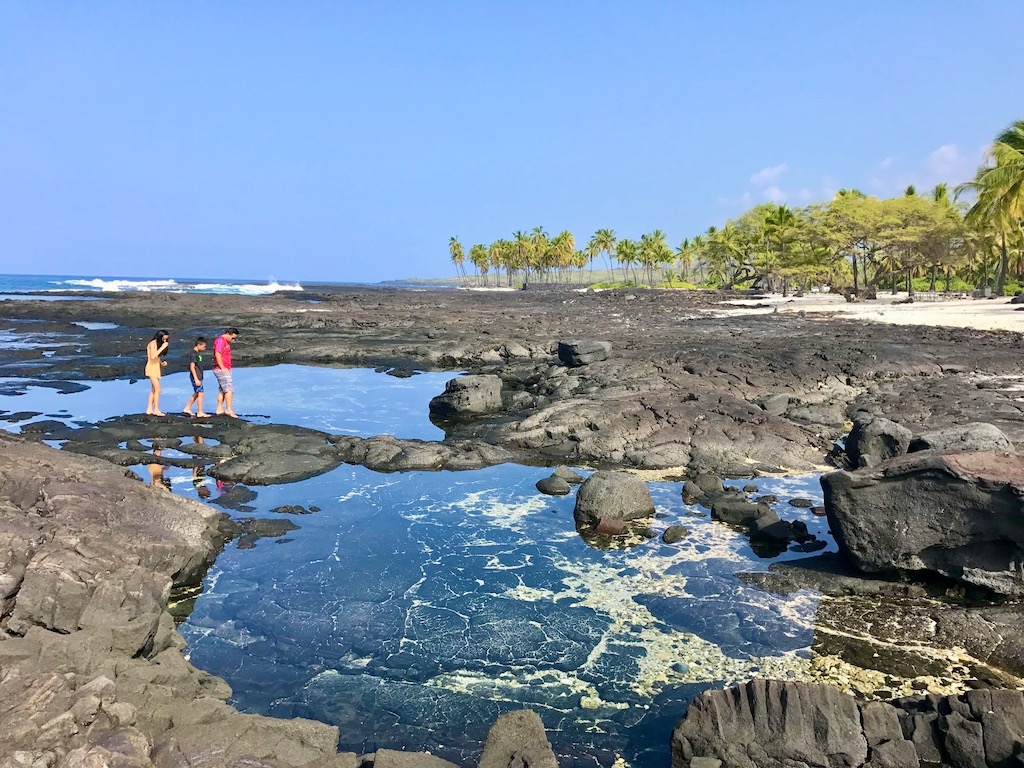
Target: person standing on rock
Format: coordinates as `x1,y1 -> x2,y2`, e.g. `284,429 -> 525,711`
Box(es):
145,330 -> 170,416
183,336 -> 210,417
213,327 -> 239,418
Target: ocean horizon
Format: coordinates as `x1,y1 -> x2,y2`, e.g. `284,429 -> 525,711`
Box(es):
0,273 -> 457,297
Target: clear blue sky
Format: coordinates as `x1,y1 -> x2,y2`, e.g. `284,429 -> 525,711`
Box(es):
1,3 -> 1020,283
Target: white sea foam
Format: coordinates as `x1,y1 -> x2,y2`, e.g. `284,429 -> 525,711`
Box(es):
59,277 -> 303,295
63,278 -> 182,292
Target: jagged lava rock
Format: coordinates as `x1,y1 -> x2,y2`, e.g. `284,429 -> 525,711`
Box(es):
557,340 -> 611,367
822,450 -> 1024,596
428,374 -> 504,419
845,416 -> 913,468
479,710 -> 558,768
573,470 -> 654,525
909,422 -> 1015,454
672,679 -> 867,768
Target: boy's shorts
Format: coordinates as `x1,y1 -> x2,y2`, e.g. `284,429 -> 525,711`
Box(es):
213,368 -> 233,393
192,377 -> 204,394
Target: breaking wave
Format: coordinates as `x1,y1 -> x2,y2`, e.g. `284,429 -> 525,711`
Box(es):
58,278 -> 303,296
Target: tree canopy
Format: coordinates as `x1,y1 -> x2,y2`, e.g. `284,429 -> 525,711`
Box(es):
450,118 -> 1024,295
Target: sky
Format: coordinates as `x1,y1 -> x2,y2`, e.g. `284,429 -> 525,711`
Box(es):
1,2 -> 1021,283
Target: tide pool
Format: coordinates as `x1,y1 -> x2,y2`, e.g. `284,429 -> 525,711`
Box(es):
0,363 -> 838,768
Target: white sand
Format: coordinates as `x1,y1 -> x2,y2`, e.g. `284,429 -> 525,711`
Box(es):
717,292 -> 1024,333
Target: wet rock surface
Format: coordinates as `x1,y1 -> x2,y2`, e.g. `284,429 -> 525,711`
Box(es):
672,679 -> 1024,768
6,288 -> 1024,765
0,432 -> 553,768
14,414 -> 523,482
6,288 -> 1024,476
0,432 -> 351,767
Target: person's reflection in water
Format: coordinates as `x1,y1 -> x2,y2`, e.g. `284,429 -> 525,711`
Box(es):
148,450 -> 172,491
192,447 -> 212,500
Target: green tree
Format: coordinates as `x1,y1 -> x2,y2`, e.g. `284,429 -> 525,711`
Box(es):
958,119 -> 1024,294
448,237 -> 466,284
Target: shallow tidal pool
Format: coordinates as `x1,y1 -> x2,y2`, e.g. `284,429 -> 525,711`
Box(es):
2,364 -> 840,768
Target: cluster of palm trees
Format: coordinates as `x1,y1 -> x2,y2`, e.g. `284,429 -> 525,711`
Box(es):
449,119 -> 1024,295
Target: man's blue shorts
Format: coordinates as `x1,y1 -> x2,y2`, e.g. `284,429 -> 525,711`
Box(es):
192,378 -> 204,394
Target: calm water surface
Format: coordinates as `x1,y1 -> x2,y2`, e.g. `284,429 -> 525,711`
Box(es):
0,365 -> 831,768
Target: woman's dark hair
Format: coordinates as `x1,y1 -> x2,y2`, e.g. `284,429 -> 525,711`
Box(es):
152,330 -> 170,357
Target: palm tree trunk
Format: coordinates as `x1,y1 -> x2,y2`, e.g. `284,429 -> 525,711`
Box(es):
996,233 -> 1008,295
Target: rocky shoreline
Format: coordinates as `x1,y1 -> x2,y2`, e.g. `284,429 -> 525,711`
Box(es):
3,287 -> 1024,767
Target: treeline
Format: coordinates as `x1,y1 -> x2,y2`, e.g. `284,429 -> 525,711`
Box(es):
449,118 -> 1024,296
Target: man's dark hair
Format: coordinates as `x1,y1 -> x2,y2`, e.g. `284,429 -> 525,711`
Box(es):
196,336 -> 207,344
226,327 -> 239,335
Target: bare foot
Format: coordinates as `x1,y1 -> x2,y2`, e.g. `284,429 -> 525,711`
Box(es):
183,409 -> 194,416
196,412 -> 211,418
215,409 -> 224,415
226,411 -> 239,419
153,411 -> 166,417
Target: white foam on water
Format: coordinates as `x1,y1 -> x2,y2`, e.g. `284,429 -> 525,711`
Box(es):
58,277 -> 303,295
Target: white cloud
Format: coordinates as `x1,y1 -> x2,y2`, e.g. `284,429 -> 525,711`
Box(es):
716,191 -> 753,207
926,144 -> 967,178
877,157 -> 895,170
763,186 -> 786,203
750,163 -> 788,186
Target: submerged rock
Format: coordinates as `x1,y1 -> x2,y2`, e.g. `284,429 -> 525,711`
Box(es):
662,525 -> 689,544
573,471 -> 655,525
822,451 -> 1024,596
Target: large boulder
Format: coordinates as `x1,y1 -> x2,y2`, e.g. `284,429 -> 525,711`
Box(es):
557,340 -> 611,367
573,471 -> 654,525
822,451 -> 1024,596
909,422 -> 1015,454
845,416 -> 912,468
429,375 -> 504,419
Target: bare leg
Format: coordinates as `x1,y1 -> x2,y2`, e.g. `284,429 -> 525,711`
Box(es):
196,391 -> 209,417
184,392 -> 197,415
147,376 -> 160,415
225,391 -> 237,418
152,378 -> 165,417
216,390 -> 225,415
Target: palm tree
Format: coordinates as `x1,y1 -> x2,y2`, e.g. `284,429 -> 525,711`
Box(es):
449,237 -> 466,285
592,228 -> 618,281
676,238 -> 693,284
616,238 -> 638,284
957,119 -> 1024,294
513,230 -> 529,285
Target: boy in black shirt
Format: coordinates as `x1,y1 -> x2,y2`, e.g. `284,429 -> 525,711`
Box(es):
184,337 -> 210,417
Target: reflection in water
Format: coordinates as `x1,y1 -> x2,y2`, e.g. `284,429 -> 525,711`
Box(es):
147,450 -> 172,491
180,466 -> 833,768
3,366 -> 1007,768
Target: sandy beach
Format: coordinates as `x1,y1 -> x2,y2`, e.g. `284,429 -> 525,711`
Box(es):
719,292 -> 1024,333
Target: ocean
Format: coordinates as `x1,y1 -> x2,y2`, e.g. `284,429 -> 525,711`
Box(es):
0,273 -> 458,296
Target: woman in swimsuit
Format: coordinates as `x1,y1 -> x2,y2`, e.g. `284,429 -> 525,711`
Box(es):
145,330 -> 170,416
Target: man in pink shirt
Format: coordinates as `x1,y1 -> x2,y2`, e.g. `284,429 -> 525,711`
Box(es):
212,327 -> 239,418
